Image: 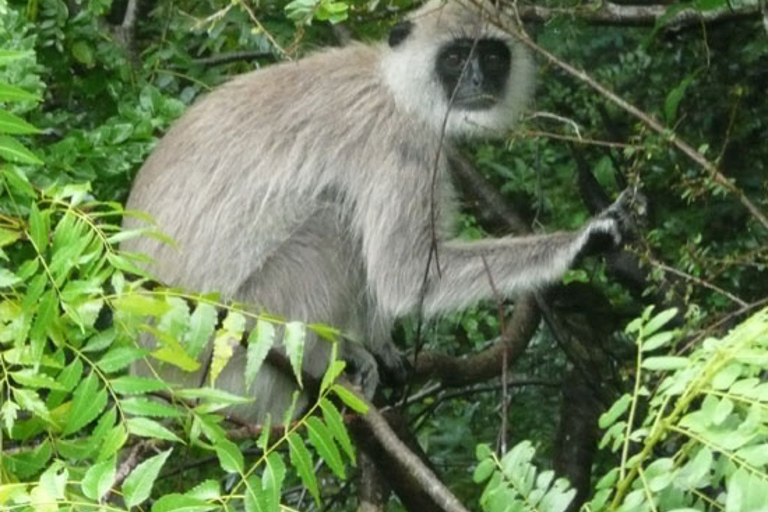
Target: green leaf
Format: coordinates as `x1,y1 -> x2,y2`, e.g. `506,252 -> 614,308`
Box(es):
127,417 -> 183,443
261,452 -> 286,512
0,49 -> 34,66
599,394 -> 631,429
0,82 -> 40,102
320,398 -> 355,463
331,385 -> 368,413
4,440 -> 52,478
97,425 -> 128,462
287,432 -> 320,504
665,75 -> 696,123
214,438 -> 244,474
643,308 -> 678,337
185,480 -> 221,501
29,203 -> 48,253
305,416 -> 345,479
13,388 -> 52,423
81,457 -> 116,501
644,458 -> 675,492
47,358 -> 84,408
0,136 -> 43,164
96,346 -> 147,373
676,447 -> 712,489
0,268 -> 21,288
121,397 -> 183,418
284,322 -> 306,387
641,331 -> 675,352
642,356 -> 689,371
175,387 -> 251,405
319,347 -> 344,394
145,325 -> 201,373
1,399 -> 19,434
122,449 -> 173,508
151,494 -> 217,512
0,110 -> 40,135
29,290 -> 57,365
82,328 -> 118,352
186,303 -> 217,359
210,312 -> 245,385
245,319 -> 275,391
111,376 -> 168,395
476,444 -> 493,460
10,370 -> 66,391
64,371 -> 108,435
473,458 -> 496,483
112,293 -> 171,316
711,363 -> 742,390
71,41 -> 95,67
244,476 -> 260,512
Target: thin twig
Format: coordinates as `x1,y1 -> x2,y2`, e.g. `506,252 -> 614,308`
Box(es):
521,129 -> 642,150
648,258 -> 748,307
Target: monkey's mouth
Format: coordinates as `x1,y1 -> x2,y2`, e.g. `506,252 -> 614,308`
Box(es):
453,95 -> 498,111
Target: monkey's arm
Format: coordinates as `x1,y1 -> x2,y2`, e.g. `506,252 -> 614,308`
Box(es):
366,189 -> 644,318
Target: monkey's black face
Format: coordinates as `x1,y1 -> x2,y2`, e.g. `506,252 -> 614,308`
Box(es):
435,38 -> 511,110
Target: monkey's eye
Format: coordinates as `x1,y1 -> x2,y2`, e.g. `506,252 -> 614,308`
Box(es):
445,52 -> 464,69
483,52 -> 505,70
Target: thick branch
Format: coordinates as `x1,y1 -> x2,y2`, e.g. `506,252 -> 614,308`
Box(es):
413,294 -> 540,386
516,1 -> 761,28
353,390 -> 472,512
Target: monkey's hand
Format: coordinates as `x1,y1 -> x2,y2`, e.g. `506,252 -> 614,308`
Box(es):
342,341 -> 381,399
342,340 -> 411,398
582,188 -> 648,255
374,343 -> 411,387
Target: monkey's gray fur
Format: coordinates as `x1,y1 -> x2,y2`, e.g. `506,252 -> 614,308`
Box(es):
124,0 -> 642,422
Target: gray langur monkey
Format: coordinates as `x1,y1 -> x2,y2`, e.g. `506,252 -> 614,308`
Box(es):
124,0 -> 643,422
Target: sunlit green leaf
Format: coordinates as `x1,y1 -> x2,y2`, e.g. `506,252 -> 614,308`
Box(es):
81,457 -> 116,501
305,416 -> 345,479
284,321 -> 305,387
245,319 -> 275,391
214,438 -> 244,474
320,398 -> 355,463
122,449 -> 173,508
127,417 -> 183,443
287,432 -> 319,504
64,371 -> 108,435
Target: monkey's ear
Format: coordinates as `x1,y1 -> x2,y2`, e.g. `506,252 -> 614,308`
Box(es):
388,21 -> 413,47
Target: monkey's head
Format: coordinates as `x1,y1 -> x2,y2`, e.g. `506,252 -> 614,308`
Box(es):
382,0 -> 534,139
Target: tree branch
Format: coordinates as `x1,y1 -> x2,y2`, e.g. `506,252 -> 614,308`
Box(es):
516,1 -> 761,28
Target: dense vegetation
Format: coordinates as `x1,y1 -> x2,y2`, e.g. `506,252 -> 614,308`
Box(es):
1,1 -> 767,512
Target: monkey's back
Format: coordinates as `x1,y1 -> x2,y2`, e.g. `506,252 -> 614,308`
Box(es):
124,43 -> 414,317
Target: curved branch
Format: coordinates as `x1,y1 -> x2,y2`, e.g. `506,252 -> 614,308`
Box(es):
413,294 -> 540,386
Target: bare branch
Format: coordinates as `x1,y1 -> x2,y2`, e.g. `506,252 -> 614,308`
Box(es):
189,51 -> 276,67
516,1 -> 761,28
115,0 -> 139,50
353,388 -> 473,512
